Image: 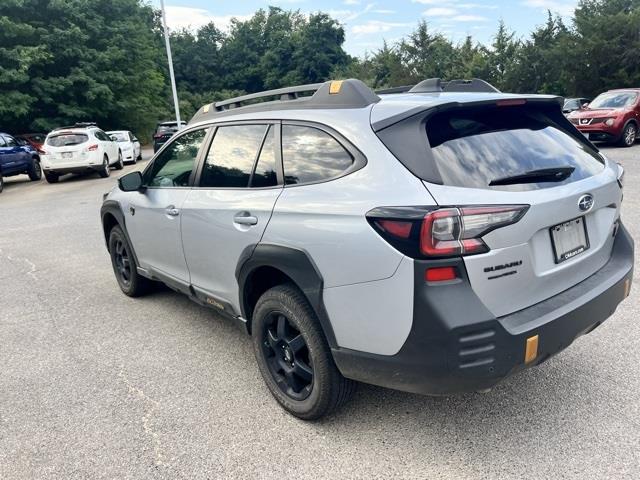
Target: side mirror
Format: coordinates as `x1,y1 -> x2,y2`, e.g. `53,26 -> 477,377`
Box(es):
118,171 -> 145,192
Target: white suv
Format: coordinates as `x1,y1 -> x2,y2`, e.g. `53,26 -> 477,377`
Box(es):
41,124 -> 123,183
101,79 -> 634,419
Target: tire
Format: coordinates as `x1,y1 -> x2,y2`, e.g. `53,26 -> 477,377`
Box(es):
44,171 -> 59,183
619,122 -> 637,147
252,284 -> 356,420
98,155 -> 111,178
136,151 -> 142,161
28,158 -> 42,181
115,150 -> 124,170
108,225 -> 152,297
0,174 -> 3,193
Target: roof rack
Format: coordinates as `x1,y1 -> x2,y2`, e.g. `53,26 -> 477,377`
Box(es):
190,79 -> 381,124
52,122 -> 98,131
377,78 -> 500,95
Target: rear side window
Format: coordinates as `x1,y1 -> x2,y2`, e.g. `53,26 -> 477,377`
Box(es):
0,137 -> 6,147
251,126 -> 278,188
426,107 -> 605,191
200,125 -> 267,188
282,125 -> 353,185
47,133 -> 89,147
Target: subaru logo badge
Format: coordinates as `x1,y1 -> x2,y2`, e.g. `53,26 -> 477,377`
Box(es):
578,194 -> 594,212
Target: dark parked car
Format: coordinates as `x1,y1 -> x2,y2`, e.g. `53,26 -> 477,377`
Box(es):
16,133 -> 47,153
568,89 -> 640,147
153,121 -> 186,152
562,97 -> 591,114
0,132 -> 42,189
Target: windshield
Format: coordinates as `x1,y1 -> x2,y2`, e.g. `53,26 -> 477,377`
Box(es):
108,132 -> 128,142
46,133 -> 89,147
589,92 -> 637,109
426,106 -> 604,191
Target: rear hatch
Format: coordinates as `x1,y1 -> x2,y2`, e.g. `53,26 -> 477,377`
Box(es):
377,100 -> 622,317
45,131 -> 90,164
154,123 -> 182,144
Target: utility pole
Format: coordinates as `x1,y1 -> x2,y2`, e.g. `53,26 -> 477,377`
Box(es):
160,0 -> 182,128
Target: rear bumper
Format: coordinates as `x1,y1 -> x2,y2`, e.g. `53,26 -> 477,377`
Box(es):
332,224 -> 634,395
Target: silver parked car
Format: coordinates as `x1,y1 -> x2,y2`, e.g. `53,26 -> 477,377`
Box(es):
101,78 -> 634,419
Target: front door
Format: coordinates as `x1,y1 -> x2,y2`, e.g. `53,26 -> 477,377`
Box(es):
125,127 -> 209,283
181,123 -> 282,310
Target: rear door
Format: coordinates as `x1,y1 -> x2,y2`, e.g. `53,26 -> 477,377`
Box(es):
125,127 -> 209,282
181,122 -> 282,308
404,104 -> 621,317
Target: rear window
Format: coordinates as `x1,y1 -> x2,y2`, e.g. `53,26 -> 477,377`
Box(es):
46,133 -> 89,147
109,132 -> 128,142
426,106 -> 605,191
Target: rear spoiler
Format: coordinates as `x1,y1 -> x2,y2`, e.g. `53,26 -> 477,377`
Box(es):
373,96 -> 598,185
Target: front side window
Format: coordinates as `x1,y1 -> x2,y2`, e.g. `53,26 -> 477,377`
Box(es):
200,124 -> 268,188
145,128 -> 208,187
282,125 -> 353,185
0,136 -> 6,147
4,136 -> 17,147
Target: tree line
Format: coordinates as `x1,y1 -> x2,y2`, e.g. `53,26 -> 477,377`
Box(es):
1,0 -> 639,141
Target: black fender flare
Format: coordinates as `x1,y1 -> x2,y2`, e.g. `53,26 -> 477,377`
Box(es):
100,200 -> 141,267
236,244 -> 338,348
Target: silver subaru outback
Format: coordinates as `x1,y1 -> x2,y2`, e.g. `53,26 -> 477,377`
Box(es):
101,78 -> 634,420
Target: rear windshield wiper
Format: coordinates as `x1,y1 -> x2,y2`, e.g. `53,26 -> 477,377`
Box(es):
489,166 -> 575,186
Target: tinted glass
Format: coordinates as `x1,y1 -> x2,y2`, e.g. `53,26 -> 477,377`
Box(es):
4,136 -> 17,147
200,125 -> 267,188
26,134 -> 46,143
0,137 -> 6,147
251,126 -> 278,188
563,99 -> 579,110
145,128 -> 207,187
282,125 -> 353,185
590,91 -> 638,109
47,134 -> 89,147
427,106 -> 605,191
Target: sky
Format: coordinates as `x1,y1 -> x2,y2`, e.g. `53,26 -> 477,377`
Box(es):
151,0 -> 580,57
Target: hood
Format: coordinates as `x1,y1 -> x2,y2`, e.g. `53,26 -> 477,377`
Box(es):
570,108 -> 624,119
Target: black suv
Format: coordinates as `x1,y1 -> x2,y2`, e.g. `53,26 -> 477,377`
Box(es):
152,121 -> 186,152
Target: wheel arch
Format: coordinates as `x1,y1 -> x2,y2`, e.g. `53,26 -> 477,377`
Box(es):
100,201 -> 140,265
236,244 -> 338,348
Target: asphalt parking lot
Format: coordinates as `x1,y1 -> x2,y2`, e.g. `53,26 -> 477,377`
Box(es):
1,145 -> 639,479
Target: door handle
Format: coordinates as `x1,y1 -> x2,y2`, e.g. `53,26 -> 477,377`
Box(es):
165,206 -> 180,217
234,212 -> 258,226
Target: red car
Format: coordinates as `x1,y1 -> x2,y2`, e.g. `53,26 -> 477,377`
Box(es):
568,88 -> 640,147
16,133 -> 47,153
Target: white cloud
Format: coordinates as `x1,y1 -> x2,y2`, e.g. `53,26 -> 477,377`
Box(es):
164,6 -> 251,31
344,0 -> 361,4
352,20 -> 414,35
521,0 -> 577,16
424,7 -> 459,16
452,14 -> 488,21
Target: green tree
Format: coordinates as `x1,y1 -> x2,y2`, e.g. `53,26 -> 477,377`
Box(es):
0,0 -> 166,140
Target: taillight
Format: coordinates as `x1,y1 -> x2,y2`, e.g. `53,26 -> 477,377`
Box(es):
86,144 -> 99,151
367,205 -> 528,259
153,134 -> 163,139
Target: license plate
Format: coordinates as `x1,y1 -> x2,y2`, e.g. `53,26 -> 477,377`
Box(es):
62,152 -> 74,159
550,216 -> 590,264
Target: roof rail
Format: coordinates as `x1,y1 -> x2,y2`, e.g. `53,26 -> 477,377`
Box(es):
375,85 -> 413,95
190,79 -> 380,124
52,122 -> 98,131
410,78 -> 500,93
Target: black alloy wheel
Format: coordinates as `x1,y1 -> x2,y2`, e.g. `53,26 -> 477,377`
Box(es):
29,159 -> 42,181
113,237 -> 132,287
262,312 -> 314,401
